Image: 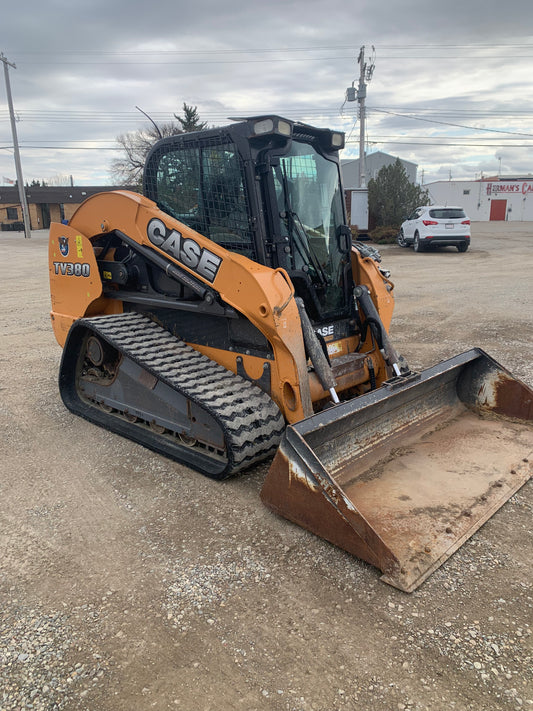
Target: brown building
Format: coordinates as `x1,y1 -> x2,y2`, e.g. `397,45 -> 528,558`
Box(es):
0,185 -> 137,231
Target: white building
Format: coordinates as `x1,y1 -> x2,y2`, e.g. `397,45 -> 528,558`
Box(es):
426,178 -> 533,221
342,152 -> 418,188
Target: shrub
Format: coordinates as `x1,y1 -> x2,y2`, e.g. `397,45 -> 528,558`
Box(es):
369,225 -> 400,244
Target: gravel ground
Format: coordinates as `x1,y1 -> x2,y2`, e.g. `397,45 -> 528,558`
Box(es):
0,222 -> 531,710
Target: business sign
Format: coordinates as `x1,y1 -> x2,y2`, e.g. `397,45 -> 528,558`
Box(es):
486,181 -> 533,196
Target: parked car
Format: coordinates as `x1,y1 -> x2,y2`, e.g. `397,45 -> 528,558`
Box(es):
398,206 -> 471,252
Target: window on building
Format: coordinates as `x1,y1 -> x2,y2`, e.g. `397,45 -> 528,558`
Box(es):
6,207 -> 18,220
463,189 -> 470,195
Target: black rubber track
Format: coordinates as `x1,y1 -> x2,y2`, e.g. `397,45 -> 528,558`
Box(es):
59,312 -> 286,479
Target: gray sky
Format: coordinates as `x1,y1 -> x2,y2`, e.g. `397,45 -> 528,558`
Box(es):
2,0 -> 533,186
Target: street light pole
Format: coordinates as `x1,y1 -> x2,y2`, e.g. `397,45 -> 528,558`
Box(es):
1,53 -> 31,239
135,106 -> 163,139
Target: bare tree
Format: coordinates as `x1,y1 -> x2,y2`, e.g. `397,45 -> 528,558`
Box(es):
110,105 -> 208,187
110,121 -> 180,186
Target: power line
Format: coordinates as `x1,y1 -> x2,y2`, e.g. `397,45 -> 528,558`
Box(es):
0,139 -> 119,143
370,108 -> 533,137
347,139 -> 533,147
3,101 -> 533,154
5,136 -> 533,151
5,43 -> 533,67
0,145 -> 122,150
12,57 -> 358,66
11,55 -> 533,66
3,46 -> 361,56
371,106 -> 533,117
2,105 -> 532,119
10,42 -> 533,55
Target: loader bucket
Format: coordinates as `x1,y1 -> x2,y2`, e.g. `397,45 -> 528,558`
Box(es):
261,349 -> 532,592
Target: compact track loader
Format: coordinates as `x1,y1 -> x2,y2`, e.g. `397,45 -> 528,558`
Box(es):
49,116 -> 532,591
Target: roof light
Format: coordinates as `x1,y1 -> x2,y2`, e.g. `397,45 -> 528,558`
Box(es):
278,120 -> 292,136
331,132 -> 344,149
253,118 -> 275,135
252,117 -> 293,138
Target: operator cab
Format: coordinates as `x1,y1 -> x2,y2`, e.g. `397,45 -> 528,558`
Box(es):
143,115 -> 353,323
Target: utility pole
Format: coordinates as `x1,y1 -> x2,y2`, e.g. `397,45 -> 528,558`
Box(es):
357,47 -> 367,188
346,46 -> 375,188
357,46 -> 375,188
1,53 -> 31,239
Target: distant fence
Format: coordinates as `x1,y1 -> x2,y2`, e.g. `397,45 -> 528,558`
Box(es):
1,222 -> 25,231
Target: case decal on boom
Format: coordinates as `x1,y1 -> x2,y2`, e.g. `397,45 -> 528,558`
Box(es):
147,217 -> 222,283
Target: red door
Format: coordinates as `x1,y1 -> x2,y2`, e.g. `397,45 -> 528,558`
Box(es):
490,199 -> 507,221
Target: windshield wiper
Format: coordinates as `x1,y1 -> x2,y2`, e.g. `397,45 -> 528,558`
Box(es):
277,165 -> 329,289
290,210 -> 329,287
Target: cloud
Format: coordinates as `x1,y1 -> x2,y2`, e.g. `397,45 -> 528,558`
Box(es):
2,0 -> 533,185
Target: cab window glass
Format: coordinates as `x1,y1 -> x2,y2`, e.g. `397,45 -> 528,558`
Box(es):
155,142 -> 256,259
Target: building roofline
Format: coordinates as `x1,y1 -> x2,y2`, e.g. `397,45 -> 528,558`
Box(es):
0,185 -> 138,204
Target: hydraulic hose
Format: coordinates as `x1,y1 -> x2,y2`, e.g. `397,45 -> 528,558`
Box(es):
295,298 -> 340,404
354,286 -> 408,377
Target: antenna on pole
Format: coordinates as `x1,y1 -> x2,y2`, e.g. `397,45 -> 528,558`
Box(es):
1,53 -> 31,239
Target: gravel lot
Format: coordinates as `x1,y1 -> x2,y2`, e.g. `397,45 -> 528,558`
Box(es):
0,221 -> 531,711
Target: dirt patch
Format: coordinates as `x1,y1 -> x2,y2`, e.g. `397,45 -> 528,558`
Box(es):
0,223 -> 531,710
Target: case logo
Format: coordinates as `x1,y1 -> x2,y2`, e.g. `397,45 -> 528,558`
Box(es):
147,218 -> 222,283
316,324 -> 335,338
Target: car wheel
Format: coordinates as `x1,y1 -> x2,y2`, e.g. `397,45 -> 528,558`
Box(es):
397,229 -> 408,248
457,242 -> 469,253
413,232 -> 424,252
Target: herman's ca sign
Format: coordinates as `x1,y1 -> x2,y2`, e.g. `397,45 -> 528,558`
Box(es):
486,181 -> 533,196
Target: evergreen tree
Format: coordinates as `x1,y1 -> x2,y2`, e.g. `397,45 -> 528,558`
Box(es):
174,103 -> 208,133
368,158 -> 429,226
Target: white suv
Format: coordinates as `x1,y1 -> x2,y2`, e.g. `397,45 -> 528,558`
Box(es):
398,206 -> 471,253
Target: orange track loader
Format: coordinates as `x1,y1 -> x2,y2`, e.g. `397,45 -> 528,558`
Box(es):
49,116 -> 532,591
